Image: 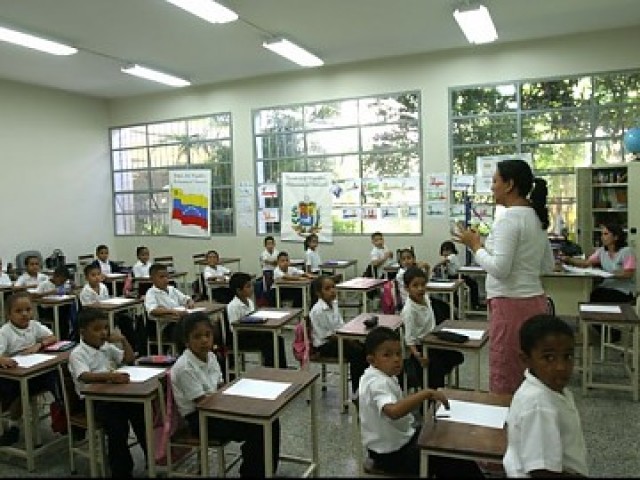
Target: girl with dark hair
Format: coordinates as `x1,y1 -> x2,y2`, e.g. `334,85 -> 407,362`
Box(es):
453,159 -> 555,395
434,240 -> 481,310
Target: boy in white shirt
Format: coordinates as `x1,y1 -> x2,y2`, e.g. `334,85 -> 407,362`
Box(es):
14,255 -> 49,287
273,252 -> 314,308
503,314 -> 588,477
202,250 -> 233,303
358,326 -> 482,477
226,272 -> 287,369
144,263 -> 194,318
369,231 -> 393,279
258,236 -> 279,305
132,246 -> 151,278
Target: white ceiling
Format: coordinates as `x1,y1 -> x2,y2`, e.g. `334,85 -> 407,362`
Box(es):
0,0 -> 639,99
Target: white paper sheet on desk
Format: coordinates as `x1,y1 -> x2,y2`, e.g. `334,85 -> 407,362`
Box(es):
461,266 -> 485,273
325,260 -> 349,266
115,366 -> 165,382
253,310 -> 290,319
42,294 -> 76,301
580,304 -> 621,313
174,306 -> 206,313
436,400 -> 508,429
222,378 -> 291,400
14,353 -> 54,368
441,328 -> 485,340
100,297 -> 134,305
427,281 -> 456,288
562,265 -> 614,278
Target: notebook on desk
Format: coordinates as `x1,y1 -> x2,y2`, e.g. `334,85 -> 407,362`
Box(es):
239,314 -> 268,324
44,340 -> 77,352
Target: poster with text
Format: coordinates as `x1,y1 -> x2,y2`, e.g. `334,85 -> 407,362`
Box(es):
169,169 -> 211,238
281,172 -> 333,243
476,153 -> 533,194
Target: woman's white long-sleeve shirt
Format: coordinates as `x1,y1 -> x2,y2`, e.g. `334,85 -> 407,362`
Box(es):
474,206 -> 554,300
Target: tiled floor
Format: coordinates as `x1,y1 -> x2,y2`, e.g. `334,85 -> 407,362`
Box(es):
2,314 -> 640,477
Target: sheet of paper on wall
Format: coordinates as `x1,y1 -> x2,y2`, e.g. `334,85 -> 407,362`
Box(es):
436,399 -> 508,429
452,174 -> 475,191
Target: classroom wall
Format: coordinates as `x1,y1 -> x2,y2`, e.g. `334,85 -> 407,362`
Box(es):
0,78 -> 110,269
106,26 -> 640,279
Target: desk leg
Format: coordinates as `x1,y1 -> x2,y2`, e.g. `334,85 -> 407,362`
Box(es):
420,451 -> 429,477
264,421 -> 273,477
108,312 -> 115,335
582,323 -> 589,396
19,378 -> 35,472
53,305 -> 61,339
200,412 -> 209,476
310,382 -> 318,476
144,397 -> 157,478
450,292 -> 455,320
233,330 -> 240,379
276,287 -> 281,309
302,286 -> 308,316
362,292 -> 368,314
475,351 -> 481,391
273,331 -> 279,369
338,336 -> 347,413
86,397 -> 98,477
634,325 -> 639,402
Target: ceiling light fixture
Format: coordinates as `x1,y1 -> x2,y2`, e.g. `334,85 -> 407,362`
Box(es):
453,3 -> 498,44
165,0 -> 238,24
121,64 -> 191,87
0,25 -> 77,55
262,38 -> 323,68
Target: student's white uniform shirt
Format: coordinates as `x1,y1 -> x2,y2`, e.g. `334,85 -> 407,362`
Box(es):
309,298 -> 343,348
97,259 -> 112,275
35,279 -> 68,295
503,369 -> 588,477
144,285 -> 190,314
68,339 -> 124,399
401,295 -> 436,346
79,282 -> 109,306
370,246 -> 393,278
0,273 -> 11,286
15,272 -> 49,287
358,365 -> 415,454
305,248 -> 322,273
260,249 -> 280,271
273,265 -> 304,280
445,253 -> 461,277
132,260 -> 150,278
171,349 -> 222,418
0,320 -> 53,356
226,296 -> 255,333
203,265 -> 231,280
395,267 -> 408,305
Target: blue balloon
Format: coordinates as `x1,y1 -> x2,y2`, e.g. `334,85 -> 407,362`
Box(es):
624,127 -> 640,154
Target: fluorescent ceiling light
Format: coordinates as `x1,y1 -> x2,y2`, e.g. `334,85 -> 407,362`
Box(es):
262,38 -> 323,67
0,26 -> 77,55
166,0 -> 238,24
121,64 -> 191,87
453,4 -> 498,44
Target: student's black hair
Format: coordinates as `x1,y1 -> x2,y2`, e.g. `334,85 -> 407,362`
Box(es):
53,265 -> 71,280
403,265 -> 427,288
398,248 -> 415,260
601,222 -> 627,250
77,307 -> 108,330
95,244 -> 109,255
229,272 -> 253,294
364,326 -> 400,356
496,159 -> 549,229
304,233 -> 318,251
206,250 -> 219,257
24,255 -> 39,266
310,275 -> 334,307
149,263 -> 168,277
520,314 -> 574,356
264,236 -> 275,245
277,251 -> 289,260
84,263 -> 100,277
5,291 -> 31,316
370,231 -> 383,240
440,241 -> 457,256
136,246 -> 148,257
174,311 -> 214,354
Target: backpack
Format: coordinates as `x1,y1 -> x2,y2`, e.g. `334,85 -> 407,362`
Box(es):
45,249 -> 66,270
381,280 -> 396,314
293,317 -> 312,368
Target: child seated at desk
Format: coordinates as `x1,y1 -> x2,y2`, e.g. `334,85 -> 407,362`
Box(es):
434,241 -> 481,310
0,292 -> 59,446
14,255 -> 49,287
395,248 -> 429,309
34,265 -> 77,340
90,244 -> 123,296
358,326 -> 482,477
203,250 -> 233,304
401,266 -> 464,390
304,233 -> 323,274
273,251 -> 315,308
258,236 -> 279,306
68,308 -> 146,478
144,263 -> 194,318
368,231 -> 394,279
503,314 -> 588,477
226,272 -> 288,369
171,312 -> 281,477
80,264 -> 136,352
132,246 -> 151,279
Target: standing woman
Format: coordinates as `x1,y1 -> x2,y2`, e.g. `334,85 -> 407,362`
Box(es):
453,159 -> 554,395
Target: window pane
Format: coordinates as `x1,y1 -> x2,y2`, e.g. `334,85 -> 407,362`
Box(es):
211,163 -> 232,186
452,115 -> 517,145
188,140 -> 232,165
255,133 -> 305,159
149,169 -> 170,191
112,148 -> 148,170
188,114 -> 231,139
304,100 -> 358,129
451,84 -> 517,115
522,142 -> 591,170
452,145 -> 517,175
594,138 -> 625,165
307,128 -> 359,155
358,94 -> 419,124
361,123 -> 419,152
521,109 -> 591,142
594,71 -> 640,105
594,105 -> 640,138
362,152 -> 420,177
521,77 -> 591,110
147,120 -> 186,145
258,158 -> 307,184
254,107 -> 303,134
113,170 -> 149,192
111,126 -> 146,149
307,155 -> 360,179
115,214 -> 135,235
149,145 -> 185,168
150,191 -> 170,214
114,193 -> 151,215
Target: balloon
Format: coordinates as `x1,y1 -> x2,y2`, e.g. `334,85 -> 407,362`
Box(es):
623,127 -> 640,154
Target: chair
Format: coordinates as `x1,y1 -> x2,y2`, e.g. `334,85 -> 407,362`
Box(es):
147,311 -> 179,356
76,254 -> 95,285
218,310 -> 262,383
14,250 -> 44,276
154,256 -> 176,272
299,315 -> 340,393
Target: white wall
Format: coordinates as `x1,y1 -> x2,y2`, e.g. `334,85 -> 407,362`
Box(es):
107,26 -> 640,279
0,78 -> 110,270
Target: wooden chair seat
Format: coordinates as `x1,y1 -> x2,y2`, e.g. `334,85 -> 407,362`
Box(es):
170,426 -> 227,447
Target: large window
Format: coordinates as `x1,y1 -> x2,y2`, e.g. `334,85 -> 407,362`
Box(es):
110,114 -> 233,235
254,92 -> 422,235
450,69 -> 640,235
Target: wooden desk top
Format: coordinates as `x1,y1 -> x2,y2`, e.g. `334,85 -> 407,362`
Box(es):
91,297 -> 143,311
35,294 -> 77,306
578,303 -> 640,325
424,320 -> 489,349
337,313 -> 403,336
197,366 -> 319,418
336,277 -> 387,290
0,285 -> 28,293
426,279 -> 464,291
458,266 -> 486,274
383,263 -> 400,272
0,351 -> 69,379
418,388 -> 511,459
320,259 -> 357,269
458,266 -> 600,280
80,368 -> 166,398
195,257 -> 241,266
206,273 -> 255,286
234,307 -> 302,330
274,278 -> 313,287
103,273 -> 128,280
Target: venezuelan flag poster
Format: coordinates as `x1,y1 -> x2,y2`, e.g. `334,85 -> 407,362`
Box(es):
169,170 -> 211,238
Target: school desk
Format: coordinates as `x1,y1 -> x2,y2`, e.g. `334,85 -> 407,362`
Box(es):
205,273 -> 256,303
426,279 -> 465,321
336,313 -> 405,413
231,307 -> 302,377
91,297 -> 144,334
579,303 -> 640,401
102,273 -> 128,296
273,278 -> 313,315
194,256 -> 242,273
423,320 -> 489,393
335,277 -> 387,314
34,294 -> 77,339
81,366 -> 167,478
132,270 -> 189,298
418,388 -> 511,477
457,266 -> 488,317
319,259 -> 358,280
197,366 -> 319,478
0,351 -> 69,472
